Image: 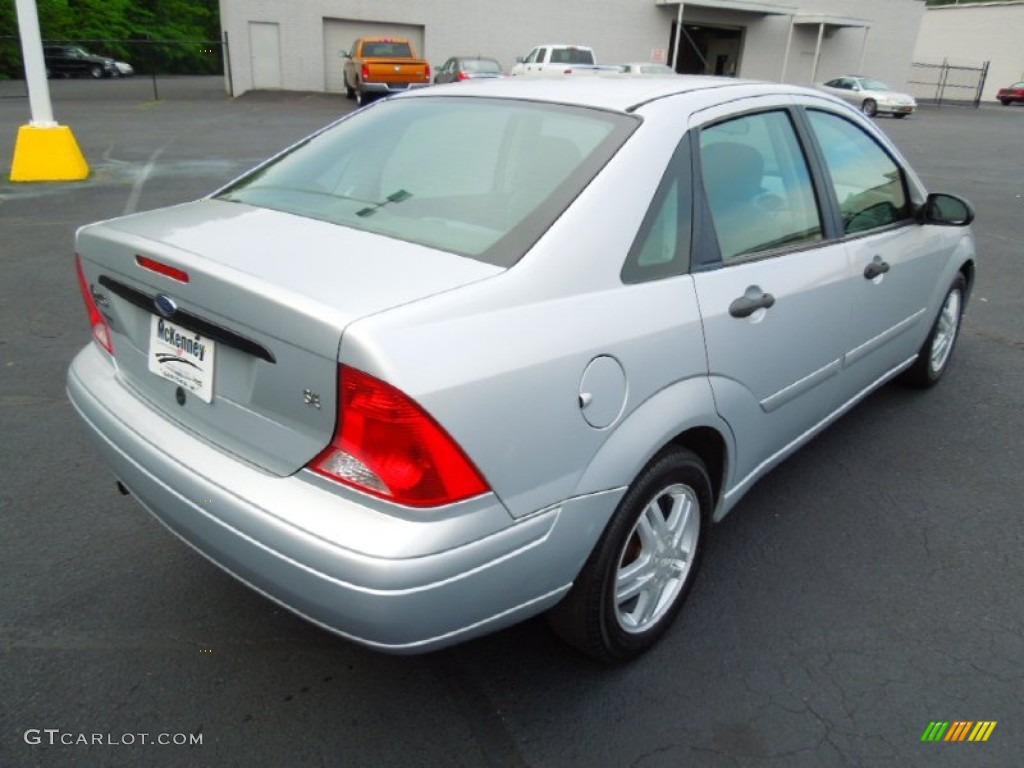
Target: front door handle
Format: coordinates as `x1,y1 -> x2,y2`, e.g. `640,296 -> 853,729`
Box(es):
729,292 -> 776,318
863,258 -> 891,280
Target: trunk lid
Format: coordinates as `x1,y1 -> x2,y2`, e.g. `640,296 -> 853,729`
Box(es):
77,200 -> 500,475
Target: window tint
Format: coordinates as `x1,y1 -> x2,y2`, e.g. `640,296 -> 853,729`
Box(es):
464,59 -> 501,74
699,111 -> 823,263
362,42 -> 413,58
551,48 -> 594,65
622,136 -> 692,283
807,110 -> 909,235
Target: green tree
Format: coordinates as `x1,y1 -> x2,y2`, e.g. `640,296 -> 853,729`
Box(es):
1,0 -> 221,78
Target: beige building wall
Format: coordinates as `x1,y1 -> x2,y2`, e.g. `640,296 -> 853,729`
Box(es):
220,0 -> 926,97
915,1 -> 1024,103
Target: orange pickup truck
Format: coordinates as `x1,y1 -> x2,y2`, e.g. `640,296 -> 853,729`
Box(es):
343,38 -> 431,106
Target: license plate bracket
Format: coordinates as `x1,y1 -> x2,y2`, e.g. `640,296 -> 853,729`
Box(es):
147,315 -> 216,403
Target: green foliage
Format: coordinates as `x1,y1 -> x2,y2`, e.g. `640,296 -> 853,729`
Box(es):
0,0 -> 221,78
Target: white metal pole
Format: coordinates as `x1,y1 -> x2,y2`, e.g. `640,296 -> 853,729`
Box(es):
780,15 -> 795,82
857,27 -> 870,73
811,22 -> 825,84
14,0 -> 57,127
671,3 -> 685,72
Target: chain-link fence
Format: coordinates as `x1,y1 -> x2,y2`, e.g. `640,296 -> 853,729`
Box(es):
909,59 -> 989,107
0,37 -> 230,99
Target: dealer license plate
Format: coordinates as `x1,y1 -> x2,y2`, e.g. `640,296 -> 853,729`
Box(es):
147,315 -> 216,403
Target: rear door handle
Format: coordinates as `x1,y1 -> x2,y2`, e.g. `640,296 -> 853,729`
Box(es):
863,258 -> 891,280
729,292 -> 775,318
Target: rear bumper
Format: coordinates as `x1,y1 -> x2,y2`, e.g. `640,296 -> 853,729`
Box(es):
362,81 -> 430,95
67,344 -> 621,652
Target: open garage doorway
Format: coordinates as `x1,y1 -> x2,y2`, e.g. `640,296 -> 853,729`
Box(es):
668,23 -> 743,76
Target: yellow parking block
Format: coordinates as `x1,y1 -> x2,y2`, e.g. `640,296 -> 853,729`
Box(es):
10,124 -> 89,181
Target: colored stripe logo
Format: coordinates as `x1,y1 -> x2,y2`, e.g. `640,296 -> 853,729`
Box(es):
921,721 -> 997,742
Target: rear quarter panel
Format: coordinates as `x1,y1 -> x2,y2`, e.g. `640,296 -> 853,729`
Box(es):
340,102 -> 721,518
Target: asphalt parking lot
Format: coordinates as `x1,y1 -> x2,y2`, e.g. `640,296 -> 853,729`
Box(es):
1,76 -> 1021,768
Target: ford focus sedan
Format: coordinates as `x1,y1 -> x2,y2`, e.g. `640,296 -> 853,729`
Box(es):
68,78 -> 975,662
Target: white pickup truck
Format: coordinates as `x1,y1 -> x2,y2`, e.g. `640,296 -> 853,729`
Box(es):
510,45 -> 619,77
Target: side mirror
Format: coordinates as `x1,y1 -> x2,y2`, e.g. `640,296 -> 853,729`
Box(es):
917,192 -> 975,227
515,56 -> 524,63
341,50 -> 350,58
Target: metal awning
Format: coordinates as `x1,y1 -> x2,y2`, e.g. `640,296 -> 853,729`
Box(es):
655,0 -> 797,15
793,13 -> 871,29
782,14 -> 873,84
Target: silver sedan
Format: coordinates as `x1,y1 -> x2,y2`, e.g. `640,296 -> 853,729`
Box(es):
68,77 -> 975,662
818,75 -> 917,118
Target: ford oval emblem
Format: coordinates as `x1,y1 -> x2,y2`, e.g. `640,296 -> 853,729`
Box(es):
154,294 -> 177,318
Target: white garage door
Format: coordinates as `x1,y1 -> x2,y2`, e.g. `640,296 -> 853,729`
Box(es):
323,19 -> 426,93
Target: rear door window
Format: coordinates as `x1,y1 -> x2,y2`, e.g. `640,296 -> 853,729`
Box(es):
622,136 -> 693,283
698,110 -> 824,263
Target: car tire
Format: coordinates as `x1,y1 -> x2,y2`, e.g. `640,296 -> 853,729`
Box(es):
893,113 -> 908,119
1000,98 -> 1011,106
89,65 -> 103,79
547,447 -> 711,663
861,99 -> 878,117
902,273 -> 967,389
344,77 -> 355,99
356,89 -> 374,107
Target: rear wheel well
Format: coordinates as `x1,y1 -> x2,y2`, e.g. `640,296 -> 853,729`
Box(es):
669,427 -> 726,507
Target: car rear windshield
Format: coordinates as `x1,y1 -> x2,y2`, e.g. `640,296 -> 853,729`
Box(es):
464,59 -> 501,74
550,48 -> 595,65
216,97 -> 638,267
361,42 -> 412,58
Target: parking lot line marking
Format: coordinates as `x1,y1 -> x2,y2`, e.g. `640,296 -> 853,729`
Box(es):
124,144 -> 168,215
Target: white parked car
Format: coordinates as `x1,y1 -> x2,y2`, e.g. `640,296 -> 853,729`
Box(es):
818,76 -> 916,118
510,44 -> 618,77
616,63 -> 678,77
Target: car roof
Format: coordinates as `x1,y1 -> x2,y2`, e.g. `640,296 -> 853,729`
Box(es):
404,76 -> 826,114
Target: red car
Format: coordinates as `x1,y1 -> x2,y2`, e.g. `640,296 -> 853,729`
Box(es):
997,82 -> 1024,105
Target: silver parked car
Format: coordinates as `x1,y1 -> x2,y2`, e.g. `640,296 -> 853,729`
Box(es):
433,56 -> 504,84
818,75 -> 917,118
68,78 -> 975,662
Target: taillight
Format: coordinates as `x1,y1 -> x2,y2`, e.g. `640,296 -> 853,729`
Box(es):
75,253 -> 114,354
457,71 -> 469,81
361,63 -> 370,81
424,62 -> 431,81
309,367 -> 489,507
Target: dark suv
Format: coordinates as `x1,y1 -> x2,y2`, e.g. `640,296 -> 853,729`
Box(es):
43,45 -> 117,79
